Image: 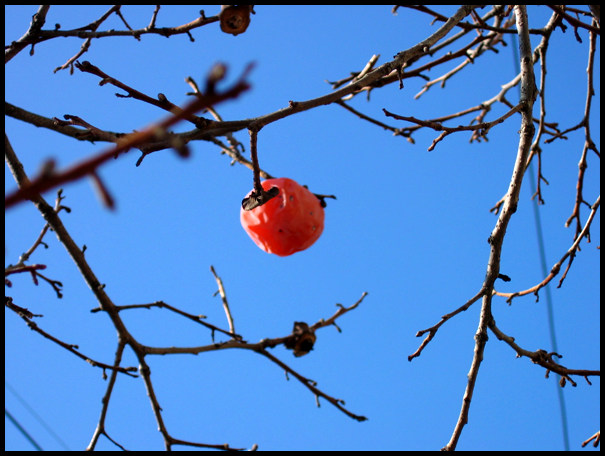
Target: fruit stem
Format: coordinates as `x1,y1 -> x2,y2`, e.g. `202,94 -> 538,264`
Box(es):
248,127 -> 263,194
241,127 -> 279,211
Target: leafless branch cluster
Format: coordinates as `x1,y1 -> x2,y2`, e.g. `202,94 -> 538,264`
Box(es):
5,5 -> 599,450
4,164 -> 368,449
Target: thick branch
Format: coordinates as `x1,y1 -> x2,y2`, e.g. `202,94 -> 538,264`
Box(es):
4,5 -> 50,63
442,6 -> 537,450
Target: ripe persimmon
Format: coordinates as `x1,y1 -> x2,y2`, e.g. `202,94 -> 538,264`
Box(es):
240,178 -> 324,256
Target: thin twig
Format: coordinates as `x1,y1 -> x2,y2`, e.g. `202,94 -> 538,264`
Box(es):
489,320 -> 600,386
408,288 -> 485,361
6,300 -> 138,378
90,300 -> 242,341
210,266 -> 236,336
86,338 -> 130,450
256,348 -> 368,422
5,65 -> 252,209
494,195 -> 600,303
581,431 -> 601,448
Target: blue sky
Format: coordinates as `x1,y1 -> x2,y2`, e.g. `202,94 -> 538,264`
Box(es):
5,5 -> 600,451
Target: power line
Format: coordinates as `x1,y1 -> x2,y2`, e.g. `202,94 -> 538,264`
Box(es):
5,408 -> 43,451
5,381 -> 71,450
527,170 -> 570,451
510,32 -> 570,451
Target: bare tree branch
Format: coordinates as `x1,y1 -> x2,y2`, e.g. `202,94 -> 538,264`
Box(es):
443,6 -> 538,450
5,6 -> 599,450
5,64 -> 252,209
